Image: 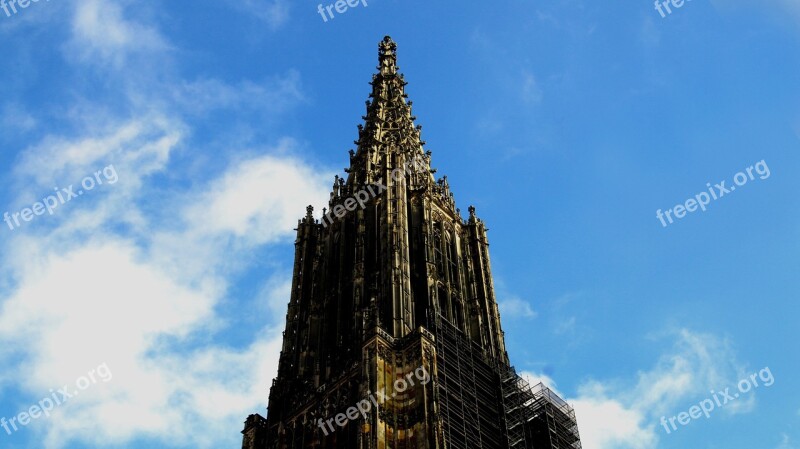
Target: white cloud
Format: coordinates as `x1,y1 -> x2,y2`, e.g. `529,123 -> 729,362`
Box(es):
519,370 -> 560,394
572,395 -> 656,449
499,296 -> 538,319
0,3 -> 328,448
225,0 -> 290,29
776,434 -> 799,449
67,0 -> 168,69
516,371 -> 654,449
175,73 -> 305,116
184,140 -> 331,245
15,114 -> 181,190
0,238 -> 284,449
632,329 -> 756,417
258,275 -> 294,322
0,125 -> 317,448
521,329 -> 757,449
0,137 -> 325,449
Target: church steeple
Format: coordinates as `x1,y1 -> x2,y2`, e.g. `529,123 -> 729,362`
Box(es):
246,36 -> 582,449
345,36 -> 432,188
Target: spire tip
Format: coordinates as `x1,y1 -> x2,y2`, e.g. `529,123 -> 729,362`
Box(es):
378,36 -> 398,75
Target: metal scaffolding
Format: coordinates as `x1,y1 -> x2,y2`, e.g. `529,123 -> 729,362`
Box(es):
430,314 -> 581,449
431,313 -> 504,449
500,368 -> 582,449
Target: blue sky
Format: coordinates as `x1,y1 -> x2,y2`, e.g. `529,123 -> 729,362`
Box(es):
0,0 -> 798,448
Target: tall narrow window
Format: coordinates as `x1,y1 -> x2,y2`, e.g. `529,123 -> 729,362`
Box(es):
433,224 -> 444,277
447,232 -> 458,286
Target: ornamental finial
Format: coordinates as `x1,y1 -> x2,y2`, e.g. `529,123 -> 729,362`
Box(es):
378,36 -> 398,76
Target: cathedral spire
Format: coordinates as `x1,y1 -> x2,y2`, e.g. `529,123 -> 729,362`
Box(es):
247,36 -> 583,449
346,36 -> 432,188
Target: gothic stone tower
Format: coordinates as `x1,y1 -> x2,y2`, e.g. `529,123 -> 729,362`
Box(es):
241,36 -> 582,449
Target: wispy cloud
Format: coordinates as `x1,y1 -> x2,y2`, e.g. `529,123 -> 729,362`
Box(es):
224,0 -> 290,29
709,0 -> 800,23
524,329 -> 756,449
0,2 -> 327,449
67,0 -> 168,69
499,296 -> 538,319
522,71 -> 543,104
776,434 -> 799,449
174,72 -> 305,117
0,116 -> 324,449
